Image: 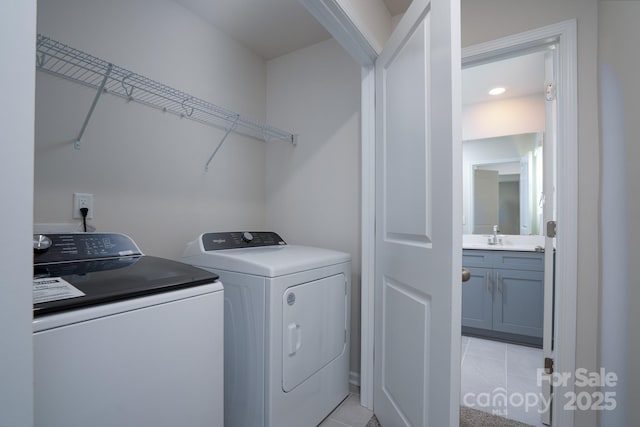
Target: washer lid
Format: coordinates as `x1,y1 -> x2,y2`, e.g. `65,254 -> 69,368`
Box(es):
33,256 -> 219,317
183,243 -> 351,277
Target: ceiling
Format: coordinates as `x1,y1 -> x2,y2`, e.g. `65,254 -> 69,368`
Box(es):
172,0 -> 542,106
462,51 -> 547,106
381,0 -> 413,15
173,0 -> 411,60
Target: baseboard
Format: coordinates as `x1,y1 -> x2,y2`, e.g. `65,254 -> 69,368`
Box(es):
462,327 -> 542,348
349,371 -> 360,387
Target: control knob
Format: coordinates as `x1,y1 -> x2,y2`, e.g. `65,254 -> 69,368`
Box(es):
33,234 -> 52,253
242,232 -> 254,243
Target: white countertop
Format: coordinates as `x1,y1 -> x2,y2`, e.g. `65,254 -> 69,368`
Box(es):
462,234 -> 546,252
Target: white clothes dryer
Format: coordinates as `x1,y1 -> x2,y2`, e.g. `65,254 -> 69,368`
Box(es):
182,231 -> 351,427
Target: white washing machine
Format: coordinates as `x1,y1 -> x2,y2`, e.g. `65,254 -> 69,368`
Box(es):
33,233 -> 223,427
182,231 -> 350,427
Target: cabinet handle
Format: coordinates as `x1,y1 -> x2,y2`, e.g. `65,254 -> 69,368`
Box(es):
462,267 -> 471,283
486,271 -> 491,293
497,272 -> 502,293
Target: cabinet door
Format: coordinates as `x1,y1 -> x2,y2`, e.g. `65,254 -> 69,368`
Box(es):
461,266 -> 493,329
492,268 -> 544,337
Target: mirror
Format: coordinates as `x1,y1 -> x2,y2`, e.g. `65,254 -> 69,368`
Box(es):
462,47 -> 552,237
463,132 -> 544,235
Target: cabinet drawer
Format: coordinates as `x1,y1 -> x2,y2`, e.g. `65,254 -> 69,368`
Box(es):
462,250 -> 495,268
494,252 -> 544,271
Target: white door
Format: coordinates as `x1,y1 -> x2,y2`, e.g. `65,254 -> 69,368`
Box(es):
473,169 -> 499,234
373,0 -> 461,425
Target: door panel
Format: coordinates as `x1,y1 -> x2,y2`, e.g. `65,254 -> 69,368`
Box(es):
382,278 -> 431,426
374,0 -> 461,425
384,17 -> 431,244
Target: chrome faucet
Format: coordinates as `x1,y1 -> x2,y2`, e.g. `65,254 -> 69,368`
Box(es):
488,225 -> 500,245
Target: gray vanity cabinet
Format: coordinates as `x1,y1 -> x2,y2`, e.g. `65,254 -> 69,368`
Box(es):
462,250 -> 544,345
461,266 -> 493,330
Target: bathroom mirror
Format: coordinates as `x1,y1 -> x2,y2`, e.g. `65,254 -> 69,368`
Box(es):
463,132 -> 544,236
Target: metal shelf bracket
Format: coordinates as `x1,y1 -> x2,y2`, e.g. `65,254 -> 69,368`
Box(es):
205,115 -> 240,172
75,63 -> 112,149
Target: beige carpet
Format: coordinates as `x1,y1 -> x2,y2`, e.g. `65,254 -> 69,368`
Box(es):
366,415 -> 381,427
366,407 -> 533,426
459,406 -> 533,426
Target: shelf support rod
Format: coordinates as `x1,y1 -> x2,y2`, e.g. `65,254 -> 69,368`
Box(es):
204,115 -> 240,172
75,63 -> 113,149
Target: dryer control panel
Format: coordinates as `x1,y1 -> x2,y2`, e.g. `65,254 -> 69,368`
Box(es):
202,232 -> 286,251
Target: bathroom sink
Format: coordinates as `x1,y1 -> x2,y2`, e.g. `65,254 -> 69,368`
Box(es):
462,234 -> 545,252
463,243 -> 542,252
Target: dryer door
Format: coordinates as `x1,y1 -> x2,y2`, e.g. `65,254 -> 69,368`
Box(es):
282,273 -> 347,392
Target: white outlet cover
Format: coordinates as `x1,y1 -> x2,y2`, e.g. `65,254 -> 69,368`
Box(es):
73,192 -> 94,219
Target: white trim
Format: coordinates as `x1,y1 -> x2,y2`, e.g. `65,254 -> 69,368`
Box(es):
1,2 -> 36,424
359,66 -> 376,410
462,20 -> 570,64
552,19 -> 578,427
462,20 -> 578,427
299,0 -> 377,67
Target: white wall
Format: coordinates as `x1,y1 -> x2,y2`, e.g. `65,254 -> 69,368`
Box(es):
35,0 -> 268,260
462,94 -> 546,141
265,39 -> 361,376
462,1 -> 600,424
0,1 -> 36,425
598,2 -> 639,425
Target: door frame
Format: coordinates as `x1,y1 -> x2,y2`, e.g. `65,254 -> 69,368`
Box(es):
461,20 -> 577,426
300,3 -> 578,423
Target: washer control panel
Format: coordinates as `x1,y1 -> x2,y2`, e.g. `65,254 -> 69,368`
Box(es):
34,233 -> 142,265
202,232 -> 286,251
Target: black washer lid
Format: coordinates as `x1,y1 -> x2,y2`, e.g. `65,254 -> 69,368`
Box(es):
33,256 -> 219,317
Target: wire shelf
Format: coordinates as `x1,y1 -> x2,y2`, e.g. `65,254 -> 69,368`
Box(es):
36,34 -> 296,152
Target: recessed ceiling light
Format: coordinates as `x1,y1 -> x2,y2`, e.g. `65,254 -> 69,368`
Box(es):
489,87 -> 506,96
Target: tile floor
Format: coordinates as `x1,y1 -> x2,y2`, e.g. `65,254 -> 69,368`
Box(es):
319,390 -> 374,427
320,336 -> 545,427
461,335 -> 545,426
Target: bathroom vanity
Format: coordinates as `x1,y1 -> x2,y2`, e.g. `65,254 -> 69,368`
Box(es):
461,248 -> 546,347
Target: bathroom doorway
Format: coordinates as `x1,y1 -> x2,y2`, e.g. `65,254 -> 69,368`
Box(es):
460,34 -> 562,426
